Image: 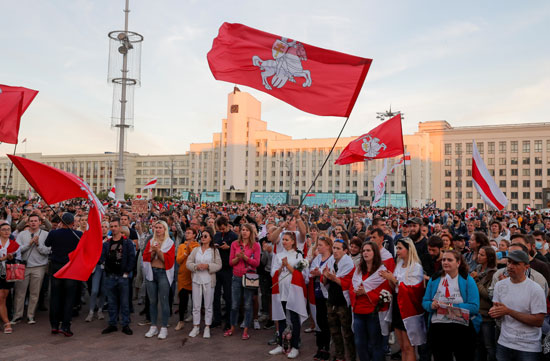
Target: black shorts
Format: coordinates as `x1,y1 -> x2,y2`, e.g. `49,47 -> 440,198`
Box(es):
0,276 -> 14,290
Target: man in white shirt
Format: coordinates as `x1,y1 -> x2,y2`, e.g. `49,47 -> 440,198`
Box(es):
12,214 -> 50,324
490,250 -> 546,360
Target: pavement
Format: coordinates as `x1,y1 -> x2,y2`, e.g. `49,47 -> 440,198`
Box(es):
1,303 -> 319,361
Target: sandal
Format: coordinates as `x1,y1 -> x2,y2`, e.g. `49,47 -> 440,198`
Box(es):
223,329 -> 233,337
4,323 -> 13,334
241,332 -> 250,340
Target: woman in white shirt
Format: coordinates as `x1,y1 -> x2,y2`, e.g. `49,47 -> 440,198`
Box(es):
186,227 -> 222,339
269,232 -> 306,359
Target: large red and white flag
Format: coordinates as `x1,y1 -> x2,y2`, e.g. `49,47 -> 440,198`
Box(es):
272,270 -> 309,324
108,186 -> 116,199
8,155 -> 104,281
335,114 -> 404,165
142,237 -> 175,285
207,23 -> 372,117
398,281 -> 427,346
143,177 -> 158,190
472,140 -> 508,210
0,85 -> 38,144
372,159 -> 388,206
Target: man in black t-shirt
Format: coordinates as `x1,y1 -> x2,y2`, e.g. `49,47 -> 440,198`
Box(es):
100,218 -> 136,335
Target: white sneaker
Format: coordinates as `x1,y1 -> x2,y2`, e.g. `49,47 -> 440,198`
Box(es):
203,326 -> 210,339
27,318 -> 36,325
287,348 -> 299,359
85,312 -> 94,322
388,331 -> 395,345
189,326 -> 200,338
269,345 -> 284,355
184,314 -> 193,322
253,319 -> 261,330
97,310 -> 104,320
240,320 -> 246,329
158,327 -> 168,340
145,326 -> 158,338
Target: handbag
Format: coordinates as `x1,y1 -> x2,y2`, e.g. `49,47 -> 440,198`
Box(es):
6,260 -> 26,282
242,272 -> 259,289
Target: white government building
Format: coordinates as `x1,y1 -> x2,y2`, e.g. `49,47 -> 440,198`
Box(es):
1,89 -> 549,210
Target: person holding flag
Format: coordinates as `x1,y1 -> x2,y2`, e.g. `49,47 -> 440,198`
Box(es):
422,249 -> 480,361
379,238 -> 426,361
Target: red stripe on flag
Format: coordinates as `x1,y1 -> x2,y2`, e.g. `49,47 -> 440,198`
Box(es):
472,158 -> 504,210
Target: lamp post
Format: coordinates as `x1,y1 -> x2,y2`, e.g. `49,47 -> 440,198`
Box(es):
164,159 -> 174,198
281,154 -> 293,205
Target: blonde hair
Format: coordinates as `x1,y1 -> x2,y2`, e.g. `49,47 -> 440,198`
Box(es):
396,237 -> 421,271
153,220 -> 170,246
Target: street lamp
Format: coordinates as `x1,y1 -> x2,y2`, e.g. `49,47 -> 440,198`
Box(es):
164,159 -> 174,197
281,154 -> 294,204
376,106 -> 404,122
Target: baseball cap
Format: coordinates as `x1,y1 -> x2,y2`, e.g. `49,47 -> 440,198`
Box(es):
406,217 -> 423,225
505,250 -> 529,264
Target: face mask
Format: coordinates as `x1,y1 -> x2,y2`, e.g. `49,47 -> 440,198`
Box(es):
536,241 -> 543,250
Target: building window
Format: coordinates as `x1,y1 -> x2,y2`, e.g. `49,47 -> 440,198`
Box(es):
511,169 -> 518,176
445,170 -> 451,177
511,141 -> 518,153
535,140 -> 542,152
535,157 -> 542,165
456,181 -> 462,187
445,159 -> 451,166
535,192 -> 543,199
466,180 -> 472,187
547,140 -> 550,152
488,142 -> 495,154
523,192 -> 530,199
488,158 -> 494,165
535,180 -> 542,187
466,158 -> 472,166
445,181 -> 451,187
511,180 -> 518,187
535,169 -> 542,176
511,192 -> 518,199
455,158 -> 462,166
522,169 -> 530,176
466,192 -> 473,198
456,192 -> 462,198
445,192 -> 451,198
499,169 -> 506,176
445,144 -> 451,155
499,180 -> 506,188
445,202 -> 451,209
523,141 -> 530,153
511,204 -> 518,210
523,180 -> 530,187
466,170 -> 472,176
466,143 -> 472,154
455,143 -> 462,154
499,158 -> 506,165
499,141 -> 506,153
522,157 -> 530,165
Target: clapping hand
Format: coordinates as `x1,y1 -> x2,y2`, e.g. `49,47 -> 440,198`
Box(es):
489,302 -> 509,319
355,284 -> 366,296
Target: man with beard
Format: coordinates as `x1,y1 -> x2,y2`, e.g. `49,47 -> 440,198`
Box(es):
371,217 -> 395,257
425,235 -> 444,278
407,217 -> 430,271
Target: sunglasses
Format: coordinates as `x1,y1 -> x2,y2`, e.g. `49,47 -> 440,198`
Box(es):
334,239 -> 345,244
202,234 -> 210,239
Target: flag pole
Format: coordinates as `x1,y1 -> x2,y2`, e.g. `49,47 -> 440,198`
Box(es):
298,116 -> 350,208
400,127 -> 409,219
6,143 -> 18,195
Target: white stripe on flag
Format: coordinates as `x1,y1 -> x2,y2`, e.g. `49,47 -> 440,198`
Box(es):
472,140 -> 508,210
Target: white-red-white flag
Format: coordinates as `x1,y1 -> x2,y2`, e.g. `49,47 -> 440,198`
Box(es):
143,177 -> 158,190
526,205 -> 532,213
373,159 -> 388,206
390,152 -> 410,173
108,186 -> 116,199
472,140 -> 508,210
27,187 -> 33,200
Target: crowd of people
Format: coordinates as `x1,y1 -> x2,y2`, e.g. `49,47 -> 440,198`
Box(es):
1,197 -> 550,361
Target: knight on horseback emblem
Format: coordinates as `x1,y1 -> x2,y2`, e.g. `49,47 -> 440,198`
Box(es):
252,37 -> 312,90
355,134 -> 387,159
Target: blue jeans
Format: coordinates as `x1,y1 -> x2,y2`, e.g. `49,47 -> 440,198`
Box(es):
478,320 -> 496,361
353,312 -> 384,361
146,268 -> 170,327
230,275 -> 253,328
89,265 -> 105,313
104,274 -> 130,327
496,344 -> 540,361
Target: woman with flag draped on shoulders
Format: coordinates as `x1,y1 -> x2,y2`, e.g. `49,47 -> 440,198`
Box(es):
379,237 -> 426,361
422,249 -> 480,361
350,241 -> 391,361
269,231 -> 309,359
142,220 -> 175,340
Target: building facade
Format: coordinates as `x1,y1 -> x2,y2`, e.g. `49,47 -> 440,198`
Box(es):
1,90 -> 548,210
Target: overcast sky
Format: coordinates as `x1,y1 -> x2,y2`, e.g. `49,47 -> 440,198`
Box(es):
1,0 -> 549,156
